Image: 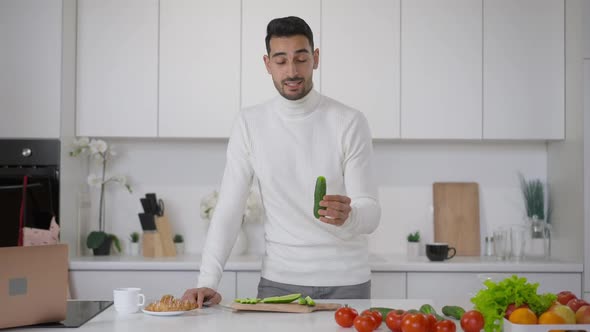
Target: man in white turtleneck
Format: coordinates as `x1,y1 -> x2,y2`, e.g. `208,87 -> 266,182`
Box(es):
182,16 -> 381,308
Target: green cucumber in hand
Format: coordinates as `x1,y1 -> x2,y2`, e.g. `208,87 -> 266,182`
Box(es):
314,176 -> 327,219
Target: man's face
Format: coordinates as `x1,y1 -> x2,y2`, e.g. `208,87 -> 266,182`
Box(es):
263,35 -> 319,100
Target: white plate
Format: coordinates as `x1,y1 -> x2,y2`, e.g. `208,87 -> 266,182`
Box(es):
142,308 -> 198,316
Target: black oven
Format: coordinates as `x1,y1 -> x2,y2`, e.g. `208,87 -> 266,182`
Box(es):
0,139 -> 60,247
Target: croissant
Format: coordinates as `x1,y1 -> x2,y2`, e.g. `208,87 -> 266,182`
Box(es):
144,295 -> 198,312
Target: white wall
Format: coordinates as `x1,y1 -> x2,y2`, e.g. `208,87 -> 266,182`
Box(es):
60,138 -> 547,256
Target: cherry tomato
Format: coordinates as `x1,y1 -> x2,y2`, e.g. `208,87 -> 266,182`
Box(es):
401,313 -> 428,332
435,319 -> 456,332
425,313 -> 438,332
460,310 -> 484,332
386,309 -> 406,332
354,314 -> 377,332
362,309 -> 383,328
334,305 -> 358,328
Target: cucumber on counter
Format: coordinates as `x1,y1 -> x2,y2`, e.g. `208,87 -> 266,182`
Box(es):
261,293 -> 302,304
441,305 -> 466,320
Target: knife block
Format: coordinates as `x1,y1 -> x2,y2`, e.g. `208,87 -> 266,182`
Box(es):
142,231 -> 163,258
155,215 -> 176,257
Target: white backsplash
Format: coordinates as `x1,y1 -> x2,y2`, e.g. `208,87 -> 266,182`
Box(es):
60,139 -> 547,256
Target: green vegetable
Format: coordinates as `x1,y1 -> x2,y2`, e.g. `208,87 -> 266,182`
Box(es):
304,295 -> 315,306
234,297 -> 261,304
421,304 -> 445,321
261,293 -> 302,304
370,307 -> 395,320
441,305 -> 465,320
470,275 -> 557,332
313,176 -> 327,219
297,297 -> 307,305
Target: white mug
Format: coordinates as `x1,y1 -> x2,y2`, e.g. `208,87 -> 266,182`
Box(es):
113,287 -> 145,314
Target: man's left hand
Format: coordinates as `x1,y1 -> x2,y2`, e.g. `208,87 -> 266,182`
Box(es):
318,195 -> 352,226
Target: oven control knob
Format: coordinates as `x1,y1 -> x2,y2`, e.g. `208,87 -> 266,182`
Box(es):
21,148 -> 32,157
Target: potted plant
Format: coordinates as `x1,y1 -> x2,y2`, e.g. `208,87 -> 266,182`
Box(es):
518,173 -> 552,257
173,234 -> 184,255
70,137 -> 132,255
407,231 -> 421,257
128,231 -> 140,256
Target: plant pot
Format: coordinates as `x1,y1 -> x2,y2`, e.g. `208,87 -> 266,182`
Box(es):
128,242 -> 140,256
407,242 -> 420,257
175,243 -> 185,255
93,237 -> 112,256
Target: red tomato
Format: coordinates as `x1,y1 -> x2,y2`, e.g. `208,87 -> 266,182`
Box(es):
354,314 -> 377,332
435,320 -> 456,332
335,305 -> 358,328
386,309 -> 406,332
460,310 -> 484,332
567,298 -> 590,313
362,309 -> 383,328
425,313 -> 438,332
557,291 -> 577,305
401,313 -> 428,332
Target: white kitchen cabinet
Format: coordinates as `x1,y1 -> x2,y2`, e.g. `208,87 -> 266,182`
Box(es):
241,0 -> 321,108
158,0 -> 240,138
584,60 -> 590,300
0,0 -> 62,139
407,272 -> 582,308
76,0 -> 158,137
483,0 -> 564,140
69,271 -> 236,301
371,272 -> 406,299
584,1 -> 590,59
401,0 -> 482,139
236,271 -> 261,298
321,0 -> 400,139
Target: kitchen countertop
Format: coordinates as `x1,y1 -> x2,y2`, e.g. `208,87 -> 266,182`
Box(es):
14,299 -> 434,332
69,253 -> 583,273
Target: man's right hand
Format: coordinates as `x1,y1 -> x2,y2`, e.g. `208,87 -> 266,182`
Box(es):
181,287 -> 222,309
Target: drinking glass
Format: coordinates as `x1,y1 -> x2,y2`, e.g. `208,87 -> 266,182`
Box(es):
510,226 -> 526,261
493,228 -> 510,260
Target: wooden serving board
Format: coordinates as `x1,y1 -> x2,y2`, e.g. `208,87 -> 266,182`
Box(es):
230,302 -> 341,313
433,182 -> 481,256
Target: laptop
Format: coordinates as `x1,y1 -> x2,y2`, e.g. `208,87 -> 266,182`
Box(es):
0,244 -> 68,329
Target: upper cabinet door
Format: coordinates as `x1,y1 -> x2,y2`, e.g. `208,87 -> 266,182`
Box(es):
322,0 -> 401,139
159,0 -> 240,138
77,0 -> 158,137
583,0 -> 590,59
401,0 -> 482,139
483,0 -> 564,140
241,0 -> 321,108
0,0 -> 62,139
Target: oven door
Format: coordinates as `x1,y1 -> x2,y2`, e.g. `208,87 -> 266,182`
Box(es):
0,167 -> 59,247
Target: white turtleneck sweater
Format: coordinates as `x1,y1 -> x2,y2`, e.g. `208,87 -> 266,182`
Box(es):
197,89 -> 381,290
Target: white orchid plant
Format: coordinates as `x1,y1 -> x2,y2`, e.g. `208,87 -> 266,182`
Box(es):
200,190 -> 263,224
70,137 -> 132,252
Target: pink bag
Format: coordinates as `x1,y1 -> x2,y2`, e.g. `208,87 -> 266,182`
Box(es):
23,216 -> 60,246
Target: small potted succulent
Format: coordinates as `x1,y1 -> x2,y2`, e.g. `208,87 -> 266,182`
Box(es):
407,231 -> 421,257
128,231 -> 140,256
173,234 -> 184,255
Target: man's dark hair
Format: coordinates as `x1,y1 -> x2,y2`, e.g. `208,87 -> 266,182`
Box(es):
265,16 -> 314,55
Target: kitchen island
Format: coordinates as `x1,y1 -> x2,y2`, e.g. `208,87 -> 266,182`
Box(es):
69,254 -> 583,307
13,299 -> 433,332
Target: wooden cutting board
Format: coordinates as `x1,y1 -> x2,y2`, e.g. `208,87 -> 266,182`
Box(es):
231,302 -> 341,313
433,182 -> 480,256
